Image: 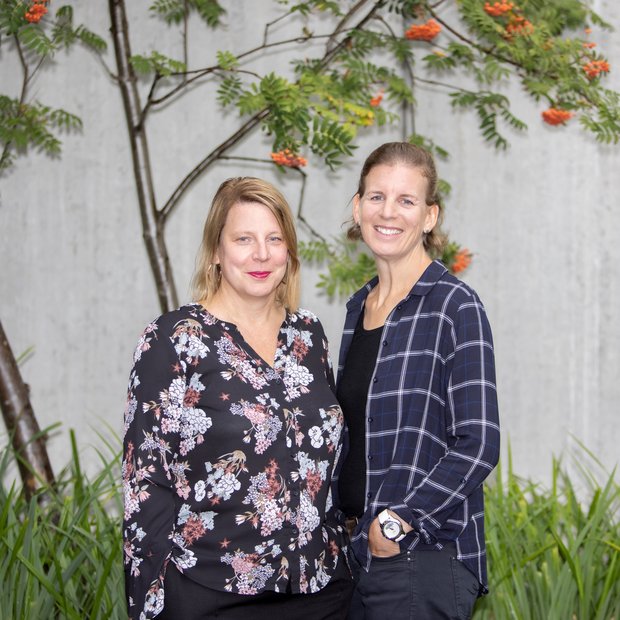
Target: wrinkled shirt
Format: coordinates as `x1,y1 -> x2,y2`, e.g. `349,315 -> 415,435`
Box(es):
335,260 -> 500,592
123,303 -> 346,619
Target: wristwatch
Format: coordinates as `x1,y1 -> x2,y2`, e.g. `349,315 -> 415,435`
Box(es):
378,509 -> 407,542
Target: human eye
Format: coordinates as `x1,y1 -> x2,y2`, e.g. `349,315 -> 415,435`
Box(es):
268,235 -> 283,243
400,196 -> 418,208
235,235 -> 252,243
366,193 -> 383,201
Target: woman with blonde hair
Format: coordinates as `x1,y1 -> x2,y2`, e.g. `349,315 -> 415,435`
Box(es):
123,177 -> 353,619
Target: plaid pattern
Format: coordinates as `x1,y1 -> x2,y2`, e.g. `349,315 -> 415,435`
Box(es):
336,260 -> 500,591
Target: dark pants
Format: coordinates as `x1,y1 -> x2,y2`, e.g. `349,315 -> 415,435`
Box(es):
347,543 -> 479,620
159,555 -> 354,620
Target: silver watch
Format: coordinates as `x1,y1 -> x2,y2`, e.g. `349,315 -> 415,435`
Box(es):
378,509 -> 406,542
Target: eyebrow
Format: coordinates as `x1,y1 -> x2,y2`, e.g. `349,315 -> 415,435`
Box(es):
366,190 -> 420,199
231,229 -> 282,236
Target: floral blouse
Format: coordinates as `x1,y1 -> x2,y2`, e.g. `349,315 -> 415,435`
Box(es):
122,303 -> 346,619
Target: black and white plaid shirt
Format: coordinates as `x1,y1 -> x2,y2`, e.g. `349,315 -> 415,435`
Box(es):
336,260 -> 500,591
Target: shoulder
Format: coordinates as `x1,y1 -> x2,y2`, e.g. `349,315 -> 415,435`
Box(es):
428,270 -> 486,315
132,304 -> 211,362
140,303 -> 206,336
432,273 -> 494,344
289,307 -> 320,324
288,308 -> 328,339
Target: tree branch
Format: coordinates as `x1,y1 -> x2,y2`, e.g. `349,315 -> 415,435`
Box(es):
160,2 -> 384,223
426,5 -> 522,70
160,108 -> 269,222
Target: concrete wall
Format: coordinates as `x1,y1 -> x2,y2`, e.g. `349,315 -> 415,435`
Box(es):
1,1 -> 619,484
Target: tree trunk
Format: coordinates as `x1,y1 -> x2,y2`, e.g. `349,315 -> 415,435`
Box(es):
109,0 -> 178,313
0,319 -> 55,498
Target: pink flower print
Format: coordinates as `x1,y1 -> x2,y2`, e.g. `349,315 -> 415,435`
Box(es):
182,515 -> 206,545
305,470 -> 323,500
231,554 -> 258,575
183,387 -> 201,407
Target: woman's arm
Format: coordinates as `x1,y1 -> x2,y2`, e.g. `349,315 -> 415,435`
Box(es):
122,318 -> 182,619
389,296 -> 501,542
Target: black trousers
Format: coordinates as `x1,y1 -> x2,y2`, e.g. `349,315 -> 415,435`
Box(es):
159,555 -> 354,620
347,543 -> 480,620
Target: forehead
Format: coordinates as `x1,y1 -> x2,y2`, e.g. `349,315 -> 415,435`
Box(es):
223,201 -> 281,228
364,163 -> 429,193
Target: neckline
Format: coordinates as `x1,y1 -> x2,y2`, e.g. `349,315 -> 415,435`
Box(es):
192,302 -> 287,370
355,311 -> 383,336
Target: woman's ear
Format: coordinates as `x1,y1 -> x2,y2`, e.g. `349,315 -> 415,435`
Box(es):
426,203 -> 439,231
353,194 -> 361,225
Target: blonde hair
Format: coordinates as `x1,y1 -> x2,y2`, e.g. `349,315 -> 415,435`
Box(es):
346,141 -> 447,257
191,177 -> 300,311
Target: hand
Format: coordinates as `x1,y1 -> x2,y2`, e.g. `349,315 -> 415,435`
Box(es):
368,516 -> 400,557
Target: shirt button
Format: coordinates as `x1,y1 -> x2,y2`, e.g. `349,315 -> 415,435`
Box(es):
382,340 -> 388,346
292,528 -> 299,535
368,455 -> 373,460
372,377 -> 378,383
293,489 -> 299,496
367,492 -> 372,499
368,418 -> 373,423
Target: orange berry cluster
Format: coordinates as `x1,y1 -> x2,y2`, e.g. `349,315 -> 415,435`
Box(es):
582,42 -> 596,49
541,108 -> 573,126
505,15 -> 534,37
270,149 -> 308,168
369,91 -> 384,107
451,249 -> 472,274
24,0 -> 49,23
484,2 -> 514,17
582,59 -> 610,79
405,19 -> 441,42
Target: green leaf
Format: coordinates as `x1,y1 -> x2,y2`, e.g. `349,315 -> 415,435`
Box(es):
191,0 -> 226,27
217,75 -> 243,107
74,25 -> 107,53
149,0 -> 186,25
216,50 -> 238,71
18,24 -> 55,56
0,0 -> 28,36
130,51 -> 186,76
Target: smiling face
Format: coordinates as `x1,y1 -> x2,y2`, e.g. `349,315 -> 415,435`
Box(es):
353,163 -> 439,266
214,201 -> 289,304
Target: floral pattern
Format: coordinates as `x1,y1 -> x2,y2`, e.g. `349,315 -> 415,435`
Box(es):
122,304 -> 346,619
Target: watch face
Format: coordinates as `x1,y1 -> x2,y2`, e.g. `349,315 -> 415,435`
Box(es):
382,519 -> 402,540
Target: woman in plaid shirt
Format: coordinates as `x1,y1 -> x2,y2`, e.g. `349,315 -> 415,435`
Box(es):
336,142 -> 500,619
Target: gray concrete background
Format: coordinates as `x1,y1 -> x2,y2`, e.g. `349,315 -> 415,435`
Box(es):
1,1 -> 619,483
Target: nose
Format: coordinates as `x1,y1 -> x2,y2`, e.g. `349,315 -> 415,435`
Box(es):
380,198 -> 396,218
253,241 -> 270,261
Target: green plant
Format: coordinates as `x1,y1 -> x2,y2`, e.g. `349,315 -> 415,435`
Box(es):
474,446 -> 620,619
0,430 -> 124,619
1,430 -> 618,618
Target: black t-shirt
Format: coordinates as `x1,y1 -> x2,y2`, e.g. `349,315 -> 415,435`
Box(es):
336,315 -> 382,517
